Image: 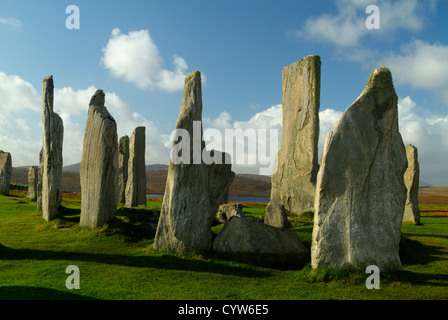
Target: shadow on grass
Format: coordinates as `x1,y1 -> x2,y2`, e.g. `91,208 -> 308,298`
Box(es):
0,286 -> 96,300
0,245 -> 269,279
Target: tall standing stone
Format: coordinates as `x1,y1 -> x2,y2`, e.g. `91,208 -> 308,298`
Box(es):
311,67 -> 407,272
41,75 -> 63,221
403,144 -> 420,224
0,151 -> 12,195
125,127 -> 146,208
208,150 -> 235,216
118,135 -> 129,203
154,70 -> 214,252
79,90 -> 119,229
271,55 -> 321,215
26,166 -> 39,201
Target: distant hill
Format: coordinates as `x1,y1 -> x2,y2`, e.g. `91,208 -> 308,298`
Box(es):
10,165 -> 271,198
62,163 -> 169,172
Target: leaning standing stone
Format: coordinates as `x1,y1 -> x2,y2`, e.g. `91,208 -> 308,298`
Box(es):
270,55 -> 321,215
125,127 -> 147,207
79,90 -> 119,229
311,67 -> 407,272
0,151 -> 12,195
41,76 -> 63,221
26,166 -> 39,201
403,144 -> 421,224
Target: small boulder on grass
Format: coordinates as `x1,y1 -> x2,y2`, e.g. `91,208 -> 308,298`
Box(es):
264,202 -> 292,229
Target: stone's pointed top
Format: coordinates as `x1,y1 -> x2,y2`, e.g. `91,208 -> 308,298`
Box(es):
366,66 -> 394,91
43,75 -> 53,84
185,70 -> 201,84
89,89 -> 105,107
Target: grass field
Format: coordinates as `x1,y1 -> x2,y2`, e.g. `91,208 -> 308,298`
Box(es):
0,190 -> 447,300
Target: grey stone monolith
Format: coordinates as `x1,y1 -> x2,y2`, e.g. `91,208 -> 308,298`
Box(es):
118,135 -> 129,203
0,151 -> 12,195
125,127 -> 146,208
271,55 -> 320,216
26,166 -> 39,201
41,75 -> 63,221
79,90 -> 119,229
208,150 -> 235,216
154,70 -> 214,252
311,67 -> 407,272
403,144 -> 420,224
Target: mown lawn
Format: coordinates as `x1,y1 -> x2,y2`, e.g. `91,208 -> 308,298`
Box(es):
0,191 -> 447,300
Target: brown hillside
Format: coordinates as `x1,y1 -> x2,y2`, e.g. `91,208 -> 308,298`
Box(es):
11,167 -> 272,198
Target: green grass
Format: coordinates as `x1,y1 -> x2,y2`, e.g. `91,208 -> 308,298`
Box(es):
1,191 -> 447,300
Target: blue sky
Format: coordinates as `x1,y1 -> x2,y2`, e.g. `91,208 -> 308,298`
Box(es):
0,0 -> 447,186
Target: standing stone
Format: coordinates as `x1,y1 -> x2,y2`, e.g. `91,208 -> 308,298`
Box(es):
403,144 -> 420,224
26,166 -> 39,201
37,150 -> 43,212
125,127 -> 147,207
118,135 -> 129,203
271,55 -> 321,215
154,70 -> 214,252
79,90 -> 119,229
208,150 -> 235,216
311,67 -> 407,272
41,76 -> 63,221
264,202 -> 292,229
0,151 -> 12,195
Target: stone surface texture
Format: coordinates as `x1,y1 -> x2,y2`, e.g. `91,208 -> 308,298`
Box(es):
271,55 -> 321,215
154,71 -> 214,252
118,135 -> 129,203
403,144 -> 420,224
264,202 -> 292,229
41,75 -> 63,221
311,66 -> 407,272
26,166 -> 39,200
0,151 -> 12,195
213,217 -> 310,269
125,127 -> 147,208
79,90 -> 119,229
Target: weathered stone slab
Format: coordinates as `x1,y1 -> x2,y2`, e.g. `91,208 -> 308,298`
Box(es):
41,75 -> 63,221
154,71 -> 214,252
213,217 -> 310,269
118,135 -> 129,203
264,202 -> 291,229
271,55 -> 321,215
79,90 -> 119,229
403,144 -> 420,224
26,166 -> 39,201
125,127 -> 147,208
311,67 -> 407,272
0,151 -> 12,195
208,150 -> 235,216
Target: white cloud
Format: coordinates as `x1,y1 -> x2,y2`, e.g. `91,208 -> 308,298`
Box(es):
294,0 -> 426,47
101,28 -> 190,92
0,17 -> 21,28
0,72 -> 40,112
0,72 -> 171,168
380,39 -> 448,104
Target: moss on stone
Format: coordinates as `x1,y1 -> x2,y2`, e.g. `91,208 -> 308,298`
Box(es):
185,70 -> 201,84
